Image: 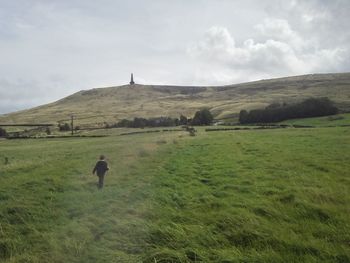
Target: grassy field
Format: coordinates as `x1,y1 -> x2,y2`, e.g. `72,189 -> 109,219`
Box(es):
0,126 -> 349,262
280,113 -> 350,127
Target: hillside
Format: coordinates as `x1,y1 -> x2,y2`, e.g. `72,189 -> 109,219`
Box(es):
1,72 -> 350,126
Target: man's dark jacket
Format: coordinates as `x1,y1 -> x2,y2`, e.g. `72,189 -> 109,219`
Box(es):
93,160 -> 109,176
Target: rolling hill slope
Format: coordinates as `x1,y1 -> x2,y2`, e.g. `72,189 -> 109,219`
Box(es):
1,72 -> 350,126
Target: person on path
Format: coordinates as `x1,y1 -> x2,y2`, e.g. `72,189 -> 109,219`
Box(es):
92,155 -> 109,189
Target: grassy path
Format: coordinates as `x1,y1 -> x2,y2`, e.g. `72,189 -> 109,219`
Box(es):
0,133 -> 181,262
1,127 -> 350,262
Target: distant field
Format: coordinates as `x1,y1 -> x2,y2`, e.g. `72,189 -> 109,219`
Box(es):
0,127 -> 349,262
280,113 -> 350,127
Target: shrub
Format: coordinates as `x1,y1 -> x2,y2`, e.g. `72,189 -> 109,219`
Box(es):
0,127 -> 7,137
115,116 -> 179,128
58,123 -> 71,131
179,115 -> 188,125
191,108 -> 213,126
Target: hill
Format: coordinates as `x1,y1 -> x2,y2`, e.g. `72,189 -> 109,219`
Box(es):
1,72 -> 350,126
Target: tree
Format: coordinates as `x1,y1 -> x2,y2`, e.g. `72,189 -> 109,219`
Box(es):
132,117 -> 147,128
192,108 -> 213,126
58,123 -> 71,131
179,115 -> 188,125
239,110 -> 248,124
0,127 -> 7,137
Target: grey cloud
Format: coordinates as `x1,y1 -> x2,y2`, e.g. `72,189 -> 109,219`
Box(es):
0,78 -> 54,114
0,0 -> 349,114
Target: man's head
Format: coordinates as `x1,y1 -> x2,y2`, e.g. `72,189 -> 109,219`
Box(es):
99,155 -> 105,160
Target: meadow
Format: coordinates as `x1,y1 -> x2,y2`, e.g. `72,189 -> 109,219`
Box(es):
0,124 -> 349,262
280,113 -> 350,127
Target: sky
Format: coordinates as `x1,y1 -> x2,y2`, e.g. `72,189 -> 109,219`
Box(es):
0,0 -> 349,114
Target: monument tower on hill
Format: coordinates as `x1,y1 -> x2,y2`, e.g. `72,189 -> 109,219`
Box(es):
130,73 -> 135,85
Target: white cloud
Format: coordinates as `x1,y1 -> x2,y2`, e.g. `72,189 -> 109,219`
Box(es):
254,18 -> 305,51
188,17 -> 349,84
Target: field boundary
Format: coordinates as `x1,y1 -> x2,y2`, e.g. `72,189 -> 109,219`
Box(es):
5,134 -> 108,140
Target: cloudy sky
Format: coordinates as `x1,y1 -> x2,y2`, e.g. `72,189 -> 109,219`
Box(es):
0,0 -> 349,114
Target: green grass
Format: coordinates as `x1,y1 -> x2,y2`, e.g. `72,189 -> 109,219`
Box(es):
144,128 -> 350,262
280,113 -> 350,127
0,127 -> 349,262
0,132 -> 178,262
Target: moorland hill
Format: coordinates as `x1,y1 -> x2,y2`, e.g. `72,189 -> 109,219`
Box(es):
1,72 -> 349,125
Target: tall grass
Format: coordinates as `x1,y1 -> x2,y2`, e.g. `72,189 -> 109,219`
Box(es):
143,128 -> 350,262
0,127 -> 349,262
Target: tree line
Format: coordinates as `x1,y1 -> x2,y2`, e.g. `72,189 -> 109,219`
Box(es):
108,108 -> 214,128
53,109 -> 214,132
239,97 -> 338,124
0,97 -> 341,137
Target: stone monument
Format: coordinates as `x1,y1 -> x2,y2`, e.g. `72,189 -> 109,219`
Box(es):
130,73 -> 135,85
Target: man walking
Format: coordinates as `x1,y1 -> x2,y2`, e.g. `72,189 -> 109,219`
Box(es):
92,155 -> 109,189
